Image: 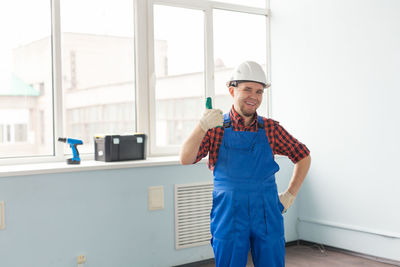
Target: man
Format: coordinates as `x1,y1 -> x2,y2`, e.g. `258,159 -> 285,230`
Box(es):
180,61 -> 311,267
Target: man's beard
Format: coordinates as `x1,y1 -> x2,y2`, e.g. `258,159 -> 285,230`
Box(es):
239,103 -> 257,117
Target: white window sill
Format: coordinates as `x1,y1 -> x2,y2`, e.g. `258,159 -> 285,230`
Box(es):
0,156 -> 207,178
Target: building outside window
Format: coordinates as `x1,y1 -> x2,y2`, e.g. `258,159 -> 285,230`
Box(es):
0,0 -> 52,158
150,2 -> 269,154
60,0 -> 136,154
0,0 -> 269,161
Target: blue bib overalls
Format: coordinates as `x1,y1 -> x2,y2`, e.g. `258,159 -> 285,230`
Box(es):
210,114 -> 285,267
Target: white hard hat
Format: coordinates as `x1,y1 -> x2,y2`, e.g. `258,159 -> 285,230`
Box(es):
227,61 -> 269,88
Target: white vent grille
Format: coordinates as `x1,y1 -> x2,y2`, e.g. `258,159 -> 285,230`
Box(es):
174,182 -> 213,249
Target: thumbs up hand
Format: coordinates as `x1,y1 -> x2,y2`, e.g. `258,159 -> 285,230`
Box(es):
199,109 -> 223,132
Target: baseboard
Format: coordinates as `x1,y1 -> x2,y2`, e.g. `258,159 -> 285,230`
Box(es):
284,240 -> 300,247
298,218 -> 400,263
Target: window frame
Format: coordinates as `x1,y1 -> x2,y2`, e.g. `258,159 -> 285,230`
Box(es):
144,0 -> 271,156
0,0 -> 270,164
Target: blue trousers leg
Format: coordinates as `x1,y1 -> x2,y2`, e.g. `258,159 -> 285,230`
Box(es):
249,192 -> 285,267
212,236 -> 250,267
210,190 -> 250,267
250,236 -> 285,267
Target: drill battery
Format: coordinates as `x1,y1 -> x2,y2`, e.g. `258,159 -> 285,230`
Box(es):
94,134 -> 146,162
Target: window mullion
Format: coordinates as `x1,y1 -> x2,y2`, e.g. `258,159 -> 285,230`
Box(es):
135,0 -> 151,154
147,1 -> 158,156
51,0 -> 64,160
209,1 -> 268,15
204,6 -> 215,101
153,0 -> 208,10
266,3 -> 272,118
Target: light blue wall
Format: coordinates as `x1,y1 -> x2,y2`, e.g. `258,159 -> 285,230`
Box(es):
271,0 -> 400,262
0,157 -> 295,267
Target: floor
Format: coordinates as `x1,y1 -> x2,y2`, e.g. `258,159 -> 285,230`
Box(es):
191,244 -> 398,267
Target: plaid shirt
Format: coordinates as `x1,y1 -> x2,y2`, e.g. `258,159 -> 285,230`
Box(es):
194,107 -> 310,170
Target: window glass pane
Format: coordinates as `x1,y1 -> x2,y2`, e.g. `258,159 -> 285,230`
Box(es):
154,5 -> 204,146
213,10 -> 268,115
60,0 -> 135,154
214,0 -> 266,9
0,0 -> 53,158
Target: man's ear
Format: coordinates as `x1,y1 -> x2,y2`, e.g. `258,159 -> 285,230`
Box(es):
229,86 -> 235,97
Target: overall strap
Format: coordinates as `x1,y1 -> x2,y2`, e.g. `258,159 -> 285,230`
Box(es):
223,113 -> 231,128
257,116 -> 265,129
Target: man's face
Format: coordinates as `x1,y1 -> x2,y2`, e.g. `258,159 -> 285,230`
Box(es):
229,82 -> 264,118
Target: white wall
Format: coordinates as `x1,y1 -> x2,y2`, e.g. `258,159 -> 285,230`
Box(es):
270,0 -> 400,261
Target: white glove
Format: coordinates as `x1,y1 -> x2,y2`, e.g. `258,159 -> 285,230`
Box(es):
279,190 -> 296,213
199,109 -> 223,132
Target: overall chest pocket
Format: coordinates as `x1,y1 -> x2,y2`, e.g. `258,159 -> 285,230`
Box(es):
223,131 -> 259,179
225,145 -> 257,178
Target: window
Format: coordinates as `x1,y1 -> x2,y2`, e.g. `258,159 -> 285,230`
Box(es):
60,0 -> 136,154
149,1 -> 269,155
0,0 -> 53,158
213,9 -> 268,114
0,0 -> 269,162
152,5 -> 204,149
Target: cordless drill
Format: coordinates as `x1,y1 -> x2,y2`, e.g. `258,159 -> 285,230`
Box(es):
58,137 -> 83,164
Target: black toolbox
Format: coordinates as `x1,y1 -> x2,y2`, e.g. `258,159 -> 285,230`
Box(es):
94,134 -> 146,162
